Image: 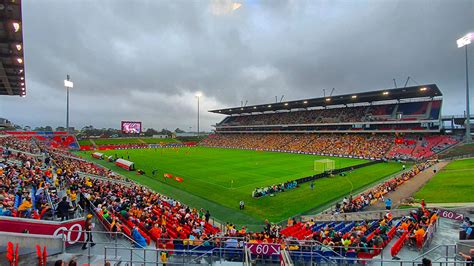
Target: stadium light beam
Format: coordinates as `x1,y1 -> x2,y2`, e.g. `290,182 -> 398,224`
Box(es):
195,92 -> 202,137
64,75 -> 74,133
458,33 -> 473,143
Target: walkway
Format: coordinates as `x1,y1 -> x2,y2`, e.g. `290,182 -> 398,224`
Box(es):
366,161 -> 449,211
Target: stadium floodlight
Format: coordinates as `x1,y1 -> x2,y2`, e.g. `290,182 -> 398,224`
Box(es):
268,105 -> 271,107
195,92 -> 202,137
20,77 -> 24,80
325,98 -> 331,102
253,106 -> 257,109
15,44 -> 21,51
303,100 -> 308,104
383,91 -> 389,95
351,95 -> 357,99
284,103 -> 289,106
457,33 -> 473,142
419,87 -> 427,91
16,58 -> 22,64
64,75 -> 73,133
12,22 -> 20,32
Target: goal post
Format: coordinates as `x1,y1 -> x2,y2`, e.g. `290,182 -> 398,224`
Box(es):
314,159 -> 336,172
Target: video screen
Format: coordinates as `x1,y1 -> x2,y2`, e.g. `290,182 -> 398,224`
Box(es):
121,121 -> 142,134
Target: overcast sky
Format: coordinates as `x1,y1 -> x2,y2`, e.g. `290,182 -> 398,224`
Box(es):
0,0 -> 473,131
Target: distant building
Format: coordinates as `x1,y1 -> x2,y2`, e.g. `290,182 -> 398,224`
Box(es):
152,134 -> 169,139
0,118 -> 14,130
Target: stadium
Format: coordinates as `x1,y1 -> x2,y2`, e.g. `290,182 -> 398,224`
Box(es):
0,1 -> 473,265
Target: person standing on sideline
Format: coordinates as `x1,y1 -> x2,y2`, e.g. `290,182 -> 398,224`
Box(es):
310,181 -> 314,190
82,214 -> 96,250
239,200 -> 245,210
204,210 -> 210,223
385,198 -> 392,210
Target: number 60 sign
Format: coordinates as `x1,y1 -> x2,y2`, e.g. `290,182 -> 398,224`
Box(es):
246,243 -> 281,256
438,209 -> 464,221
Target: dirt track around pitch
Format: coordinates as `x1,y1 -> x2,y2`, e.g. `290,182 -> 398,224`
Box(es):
365,161 -> 449,211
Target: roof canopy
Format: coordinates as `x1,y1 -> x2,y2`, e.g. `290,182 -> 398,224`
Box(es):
0,0 -> 25,96
209,84 -> 442,115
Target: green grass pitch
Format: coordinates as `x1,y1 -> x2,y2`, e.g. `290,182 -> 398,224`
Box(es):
415,158 -> 474,203
77,147 -> 403,227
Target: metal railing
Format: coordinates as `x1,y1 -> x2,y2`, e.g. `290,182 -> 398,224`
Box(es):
59,229 -> 146,265
103,243 -> 246,265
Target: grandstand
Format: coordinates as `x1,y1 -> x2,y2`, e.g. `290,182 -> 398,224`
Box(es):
203,84 -> 460,161
211,84 -> 443,133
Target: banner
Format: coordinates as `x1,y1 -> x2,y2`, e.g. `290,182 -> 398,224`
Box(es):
0,216 -> 85,246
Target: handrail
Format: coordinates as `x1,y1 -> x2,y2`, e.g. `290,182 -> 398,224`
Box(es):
60,229 -> 147,261
281,248 -> 294,266
412,244 -> 457,261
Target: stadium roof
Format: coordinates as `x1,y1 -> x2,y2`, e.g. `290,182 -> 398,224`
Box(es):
209,84 -> 442,115
0,0 -> 25,97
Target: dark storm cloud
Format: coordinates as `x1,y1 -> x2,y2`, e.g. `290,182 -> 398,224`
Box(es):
0,0 -> 473,130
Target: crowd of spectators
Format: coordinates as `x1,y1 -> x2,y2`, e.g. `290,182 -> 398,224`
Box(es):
334,161 -> 434,213
202,134 -> 394,159
252,181 -> 298,198
0,136 -> 41,154
0,148 -> 63,220
281,206 -> 438,260
203,133 -> 458,160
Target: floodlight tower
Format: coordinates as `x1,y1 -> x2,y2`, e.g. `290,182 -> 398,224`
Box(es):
195,92 -> 202,137
64,75 -> 74,133
457,33 -> 473,143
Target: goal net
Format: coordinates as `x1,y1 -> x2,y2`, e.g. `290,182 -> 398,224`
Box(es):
314,159 -> 336,172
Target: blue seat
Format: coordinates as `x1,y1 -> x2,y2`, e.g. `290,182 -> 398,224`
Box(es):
346,251 -> 357,264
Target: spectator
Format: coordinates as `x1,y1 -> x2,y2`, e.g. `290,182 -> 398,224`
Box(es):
385,198 -> 392,210
57,196 -> 72,221
132,226 -> 147,248
82,214 -> 95,250
459,249 -> 474,264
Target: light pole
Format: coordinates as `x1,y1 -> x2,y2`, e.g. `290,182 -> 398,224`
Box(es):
64,75 -> 74,133
195,92 -> 202,137
458,33 -> 473,143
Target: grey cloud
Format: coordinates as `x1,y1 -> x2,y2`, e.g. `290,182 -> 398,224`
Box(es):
0,0 -> 473,130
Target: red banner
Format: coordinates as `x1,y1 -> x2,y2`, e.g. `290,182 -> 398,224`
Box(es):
0,217 -> 85,246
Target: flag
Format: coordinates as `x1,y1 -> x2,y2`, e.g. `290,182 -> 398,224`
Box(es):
6,242 -> 14,263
